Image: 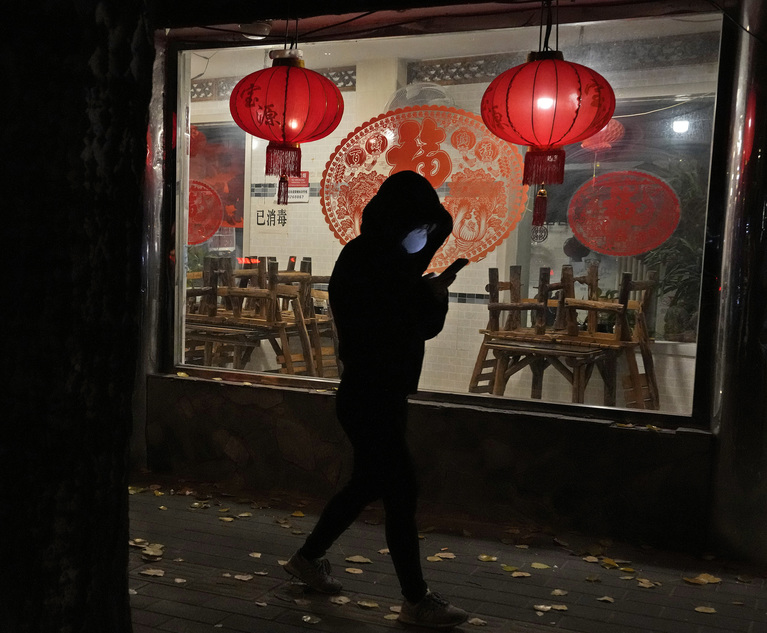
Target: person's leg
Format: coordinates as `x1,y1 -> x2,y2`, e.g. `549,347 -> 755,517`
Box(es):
298,384 -> 387,560
381,435 -> 428,603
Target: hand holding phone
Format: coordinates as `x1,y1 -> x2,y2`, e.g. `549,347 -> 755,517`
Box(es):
441,258 -> 469,278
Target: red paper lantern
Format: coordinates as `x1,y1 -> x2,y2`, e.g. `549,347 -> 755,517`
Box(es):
230,49 -> 344,204
481,51 -> 615,241
581,118 -> 624,152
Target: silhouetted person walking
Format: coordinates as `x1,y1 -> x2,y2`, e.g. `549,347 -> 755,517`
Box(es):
285,171 -> 468,628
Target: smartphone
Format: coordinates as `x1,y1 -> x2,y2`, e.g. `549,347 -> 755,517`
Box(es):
441,258 -> 469,277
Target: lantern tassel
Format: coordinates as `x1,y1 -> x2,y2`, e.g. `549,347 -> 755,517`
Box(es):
265,142 -> 302,178
530,186 -> 549,243
533,186 -> 548,226
523,149 -> 566,185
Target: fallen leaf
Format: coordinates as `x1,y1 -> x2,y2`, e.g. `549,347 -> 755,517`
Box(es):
378,548 -> 390,555
511,571 -> 531,578
292,511 -> 305,517
389,606 -> 402,613
140,568 -> 164,577
583,556 -> 600,563
176,371 -> 189,377
330,596 -> 350,605
478,555 -> 497,562
619,567 -> 635,573
219,517 -> 235,522
600,558 -> 619,569
435,552 -> 456,559
468,617 -> 488,626
345,555 -> 372,564
501,565 -> 519,572
531,562 -> 550,569
158,506 -> 168,511
695,606 -> 717,614
174,578 -> 187,584
357,600 -> 379,609
597,596 -> 615,603
222,573 -> 232,577
301,615 -> 321,624
249,552 -> 262,558
551,589 -> 568,596
128,588 -> 137,595
238,512 -> 253,517
736,575 -> 752,584
384,614 -> 399,620
277,560 -> 288,566
697,573 -> 721,584
235,574 -> 253,581
218,507 -> 230,513
551,604 -> 568,611
619,575 -> 635,580
585,575 -> 601,583
345,568 -> 363,574
129,538 -> 148,547
515,544 -> 529,549
255,601 -> 268,607
426,556 -> 442,562
533,605 -> 551,612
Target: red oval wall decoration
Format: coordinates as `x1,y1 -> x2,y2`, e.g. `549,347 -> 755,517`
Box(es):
568,171 -> 680,257
320,106 -> 529,272
188,180 -> 223,245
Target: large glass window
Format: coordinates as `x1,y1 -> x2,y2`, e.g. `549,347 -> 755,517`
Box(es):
174,13 -> 721,416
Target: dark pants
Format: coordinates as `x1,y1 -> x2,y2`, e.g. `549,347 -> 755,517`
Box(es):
299,382 -> 428,603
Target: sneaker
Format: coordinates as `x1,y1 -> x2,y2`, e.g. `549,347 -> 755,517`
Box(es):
284,552 -> 343,594
398,591 -> 468,629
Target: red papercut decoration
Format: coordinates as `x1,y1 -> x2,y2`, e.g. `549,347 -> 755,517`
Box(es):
581,118 -> 625,152
481,51 -> 615,241
320,106 -> 528,272
230,50 -> 344,204
188,180 -> 223,245
568,171 -> 680,257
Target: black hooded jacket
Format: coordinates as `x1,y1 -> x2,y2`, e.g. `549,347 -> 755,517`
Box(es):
329,171 -> 454,394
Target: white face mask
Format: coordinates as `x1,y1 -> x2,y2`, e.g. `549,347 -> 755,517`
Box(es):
402,225 -> 431,254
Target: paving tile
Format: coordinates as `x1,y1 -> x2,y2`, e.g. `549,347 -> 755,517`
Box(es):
129,487 -> 767,633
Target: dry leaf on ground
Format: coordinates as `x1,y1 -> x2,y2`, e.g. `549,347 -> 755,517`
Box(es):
345,555 -> 372,564
345,568 -> 363,574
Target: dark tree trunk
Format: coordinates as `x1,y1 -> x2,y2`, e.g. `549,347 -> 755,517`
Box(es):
2,2 -> 154,631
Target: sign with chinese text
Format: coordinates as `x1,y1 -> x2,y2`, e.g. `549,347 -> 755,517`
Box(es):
320,106 -> 528,272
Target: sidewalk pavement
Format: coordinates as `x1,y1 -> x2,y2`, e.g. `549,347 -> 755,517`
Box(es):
128,481 -> 766,633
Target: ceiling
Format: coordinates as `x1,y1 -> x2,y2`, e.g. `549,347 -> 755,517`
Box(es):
166,0 -> 723,45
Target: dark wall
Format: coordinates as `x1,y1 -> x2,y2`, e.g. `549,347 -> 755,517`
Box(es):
3,3 -> 154,631
147,375 -> 713,552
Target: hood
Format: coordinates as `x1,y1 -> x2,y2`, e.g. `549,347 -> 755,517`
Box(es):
359,170 -> 453,272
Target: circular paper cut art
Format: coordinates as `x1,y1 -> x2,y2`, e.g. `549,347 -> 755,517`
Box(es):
568,171 -> 680,257
188,180 -> 224,245
320,105 -> 528,272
